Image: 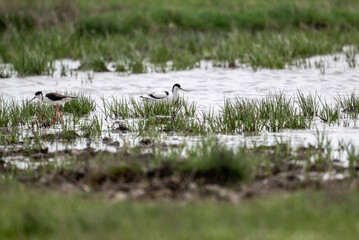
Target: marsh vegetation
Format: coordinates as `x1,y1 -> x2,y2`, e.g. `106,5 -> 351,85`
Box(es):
1,0 -> 359,75
2,0 -> 359,238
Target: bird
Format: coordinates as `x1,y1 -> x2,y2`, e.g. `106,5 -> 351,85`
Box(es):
140,83 -> 188,102
28,91 -> 76,128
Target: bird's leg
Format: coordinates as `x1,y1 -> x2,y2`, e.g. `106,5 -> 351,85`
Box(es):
49,106 -> 57,128
56,106 -> 64,124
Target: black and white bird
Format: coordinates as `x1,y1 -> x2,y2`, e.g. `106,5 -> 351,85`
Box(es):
140,83 -> 188,102
28,91 -> 76,128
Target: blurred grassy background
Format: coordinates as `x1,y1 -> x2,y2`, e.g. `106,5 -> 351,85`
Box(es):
0,180 -> 358,240
1,0 -> 359,75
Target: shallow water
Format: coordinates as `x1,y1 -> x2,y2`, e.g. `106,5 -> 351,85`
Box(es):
1,53 -> 359,156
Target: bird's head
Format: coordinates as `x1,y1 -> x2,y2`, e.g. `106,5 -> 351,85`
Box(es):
28,91 -> 43,103
172,83 -> 188,94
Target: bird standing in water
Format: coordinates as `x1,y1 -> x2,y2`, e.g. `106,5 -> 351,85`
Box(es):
140,83 -> 188,102
28,91 -> 76,128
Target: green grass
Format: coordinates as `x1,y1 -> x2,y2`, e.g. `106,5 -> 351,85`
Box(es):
179,139 -> 253,182
0,180 -> 358,240
335,92 -> 359,115
105,97 -> 197,119
2,91 -> 359,142
78,57 -> 108,72
80,115 -> 102,138
1,0 -> 359,74
61,94 -> 96,117
11,47 -> 54,77
6,135 -> 340,183
0,94 -> 96,128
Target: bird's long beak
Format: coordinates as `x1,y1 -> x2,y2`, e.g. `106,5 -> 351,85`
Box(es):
180,87 -> 189,92
27,97 -> 36,104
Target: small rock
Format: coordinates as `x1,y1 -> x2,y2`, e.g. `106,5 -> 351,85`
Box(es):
112,122 -> 129,131
129,188 -> 145,199
140,138 -> 153,145
114,191 -> 128,201
188,182 -> 198,191
108,141 -> 120,147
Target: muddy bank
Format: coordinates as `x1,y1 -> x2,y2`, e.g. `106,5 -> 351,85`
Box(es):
4,144 -> 356,202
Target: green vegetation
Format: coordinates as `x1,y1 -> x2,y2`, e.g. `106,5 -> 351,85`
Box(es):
336,92 -> 359,114
79,58 -> 108,72
105,97 -> 197,119
2,1 -> 359,237
61,94 -> 96,117
0,94 -> 96,144
0,94 -> 95,128
2,91 -> 359,145
0,181 -> 358,240
1,0 -> 359,75
1,136 -> 359,239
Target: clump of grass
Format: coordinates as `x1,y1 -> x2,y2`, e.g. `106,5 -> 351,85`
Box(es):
0,95 -> 95,130
80,116 -> 102,138
0,99 -> 52,128
79,58 -> 108,72
180,139 -> 253,182
132,99 -> 182,118
105,98 -> 132,119
317,99 -> 339,124
346,144 -> 359,177
0,127 -> 21,145
343,45 -> 357,68
58,128 -> 79,141
115,63 -> 127,72
106,97 -> 197,119
11,48 -> 54,77
61,94 -> 96,117
216,94 -> 309,133
296,91 -> 318,118
60,63 -> 69,77
128,60 -> 146,74
335,92 -> 359,114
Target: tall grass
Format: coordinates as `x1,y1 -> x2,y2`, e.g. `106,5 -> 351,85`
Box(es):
105,97 -> 197,119
0,1 -> 359,74
1,91 -> 359,139
180,138 -> 253,182
12,49 -> 54,77
335,92 -> 359,115
61,94 -> 96,117
0,94 -> 96,129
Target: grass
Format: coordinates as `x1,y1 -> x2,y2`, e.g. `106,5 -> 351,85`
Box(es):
105,97 -> 197,119
335,92 -> 359,115
179,139 -> 253,182
11,47 -> 54,77
1,0 -> 359,75
78,57 -> 108,72
5,135 -> 342,183
0,180 -> 358,240
296,91 -> 318,118
0,94 -> 96,144
1,130 -> 358,239
3,91 -> 359,142
212,94 -> 309,133
61,94 -> 96,117
80,115 -> 102,138
0,134 -> 358,238
0,94 -> 96,128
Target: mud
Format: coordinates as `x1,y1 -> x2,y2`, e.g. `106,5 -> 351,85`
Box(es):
9,146 -> 358,203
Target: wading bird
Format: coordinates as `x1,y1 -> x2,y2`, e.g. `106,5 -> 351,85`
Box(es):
28,91 -> 76,128
140,83 -> 188,102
